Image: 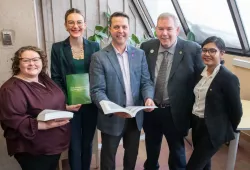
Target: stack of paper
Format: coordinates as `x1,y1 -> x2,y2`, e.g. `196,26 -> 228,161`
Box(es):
37,109 -> 74,121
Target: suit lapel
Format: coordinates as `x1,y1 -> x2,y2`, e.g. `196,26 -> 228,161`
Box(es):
148,40 -> 160,81
127,45 -> 136,96
61,38 -> 75,73
206,66 -> 223,96
83,38 -> 91,67
169,38 -> 184,80
106,44 -> 125,90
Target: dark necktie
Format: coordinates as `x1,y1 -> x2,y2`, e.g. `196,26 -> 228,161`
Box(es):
154,51 -> 168,104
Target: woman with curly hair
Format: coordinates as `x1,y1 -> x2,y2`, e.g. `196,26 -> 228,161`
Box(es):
0,46 -> 71,170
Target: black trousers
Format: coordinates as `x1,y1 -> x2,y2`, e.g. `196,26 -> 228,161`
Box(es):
186,114 -> 220,170
14,153 -> 61,170
100,118 -> 141,170
68,104 -> 97,170
143,107 -> 186,170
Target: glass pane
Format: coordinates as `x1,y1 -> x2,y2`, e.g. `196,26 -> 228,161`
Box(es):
178,0 -> 241,49
236,0 -> 250,45
142,0 -> 186,38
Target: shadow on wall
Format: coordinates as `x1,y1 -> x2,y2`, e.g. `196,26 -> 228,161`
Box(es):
0,129 -> 21,170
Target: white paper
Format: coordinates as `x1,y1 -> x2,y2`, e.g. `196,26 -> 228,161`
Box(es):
99,100 -> 157,117
37,109 -> 74,121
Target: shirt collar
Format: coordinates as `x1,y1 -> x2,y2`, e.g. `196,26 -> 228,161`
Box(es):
158,39 -> 177,55
201,64 -> 221,77
112,43 -> 128,55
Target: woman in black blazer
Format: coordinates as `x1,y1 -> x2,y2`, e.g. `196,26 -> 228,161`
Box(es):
50,8 -> 100,170
186,36 -> 243,170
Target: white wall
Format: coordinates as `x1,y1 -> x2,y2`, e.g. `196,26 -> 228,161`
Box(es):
0,0 -> 38,85
0,0 -> 39,169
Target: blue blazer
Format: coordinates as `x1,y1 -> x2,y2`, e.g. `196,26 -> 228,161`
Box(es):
90,43 -> 154,136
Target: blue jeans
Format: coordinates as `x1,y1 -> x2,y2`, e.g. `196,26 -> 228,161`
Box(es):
68,104 -> 98,170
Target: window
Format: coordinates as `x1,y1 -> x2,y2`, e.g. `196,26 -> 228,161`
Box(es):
143,0 -> 177,25
142,0 -> 186,38
236,0 -> 250,45
178,0 -> 241,49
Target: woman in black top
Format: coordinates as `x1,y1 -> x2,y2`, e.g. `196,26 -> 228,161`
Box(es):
186,36 -> 243,170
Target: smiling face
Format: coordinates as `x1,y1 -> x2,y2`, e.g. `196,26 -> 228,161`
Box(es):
109,16 -> 129,47
156,17 -> 180,48
202,42 -> 224,67
18,50 -> 42,78
65,13 -> 86,38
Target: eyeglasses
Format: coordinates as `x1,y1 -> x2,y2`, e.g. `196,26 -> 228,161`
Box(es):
67,20 -> 84,28
20,57 -> 41,64
202,48 -> 218,56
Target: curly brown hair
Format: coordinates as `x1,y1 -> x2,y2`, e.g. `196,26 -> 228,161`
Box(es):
11,46 -> 48,75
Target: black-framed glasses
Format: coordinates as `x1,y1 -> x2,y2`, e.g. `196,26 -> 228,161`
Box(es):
202,48 -> 218,56
19,57 -> 41,64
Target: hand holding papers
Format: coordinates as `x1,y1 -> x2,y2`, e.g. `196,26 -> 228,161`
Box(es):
38,119 -> 70,130
144,98 -> 156,112
99,100 -> 157,118
37,109 -> 74,121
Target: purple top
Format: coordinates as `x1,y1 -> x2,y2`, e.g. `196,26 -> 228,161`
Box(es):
0,74 -> 70,156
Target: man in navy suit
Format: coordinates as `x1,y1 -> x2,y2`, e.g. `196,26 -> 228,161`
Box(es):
140,13 -> 204,170
90,12 -> 155,170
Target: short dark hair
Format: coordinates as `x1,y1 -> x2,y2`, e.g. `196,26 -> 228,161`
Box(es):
65,8 -> 84,23
11,46 -> 48,76
109,12 -> 129,26
202,36 -> 226,64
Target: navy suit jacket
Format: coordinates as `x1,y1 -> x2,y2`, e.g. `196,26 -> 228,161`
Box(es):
140,37 -> 204,135
90,43 -> 154,136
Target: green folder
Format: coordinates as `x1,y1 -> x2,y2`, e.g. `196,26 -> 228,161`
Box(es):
66,73 -> 91,105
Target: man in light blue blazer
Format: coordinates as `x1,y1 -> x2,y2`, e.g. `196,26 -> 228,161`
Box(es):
90,12 -> 155,170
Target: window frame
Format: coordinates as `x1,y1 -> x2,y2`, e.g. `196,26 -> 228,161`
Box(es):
133,0 -> 250,57
132,0 -> 155,37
